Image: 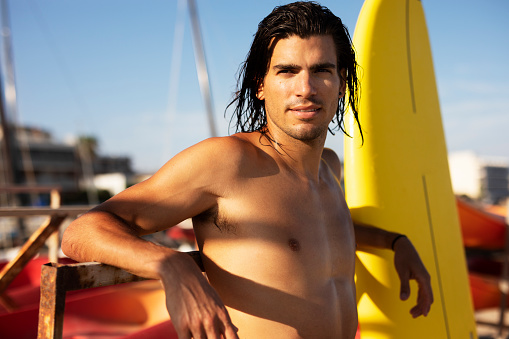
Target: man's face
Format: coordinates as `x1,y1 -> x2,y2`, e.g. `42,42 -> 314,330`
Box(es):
257,34 -> 345,143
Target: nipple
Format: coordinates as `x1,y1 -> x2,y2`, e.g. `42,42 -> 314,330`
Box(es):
288,238 -> 301,252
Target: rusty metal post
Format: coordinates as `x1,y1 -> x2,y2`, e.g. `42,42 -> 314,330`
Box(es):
36,251 -> 203,338
0,214 -> 67,294
37,261 -> 150,339
37,263 -> 66,339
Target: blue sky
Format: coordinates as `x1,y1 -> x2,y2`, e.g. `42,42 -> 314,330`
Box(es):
5,0 -> 509,173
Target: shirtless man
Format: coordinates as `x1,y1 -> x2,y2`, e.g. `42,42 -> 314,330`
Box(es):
62,2 -> 433,338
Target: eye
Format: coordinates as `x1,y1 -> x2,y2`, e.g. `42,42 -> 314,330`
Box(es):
316,68 -> 332,74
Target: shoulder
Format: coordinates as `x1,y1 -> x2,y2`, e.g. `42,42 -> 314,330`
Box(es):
192,134 -> 262,167
321,148 -> 342,181
178,135 -> 250,160
155,134 -> 264,182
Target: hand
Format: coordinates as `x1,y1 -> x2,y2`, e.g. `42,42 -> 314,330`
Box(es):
160,253 -> 239,339
393,236 -> 434,318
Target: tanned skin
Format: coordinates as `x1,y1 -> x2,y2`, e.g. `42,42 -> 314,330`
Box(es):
62,35 -> 432,339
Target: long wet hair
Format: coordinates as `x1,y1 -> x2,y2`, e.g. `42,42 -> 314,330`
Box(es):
227,1 -> 363,141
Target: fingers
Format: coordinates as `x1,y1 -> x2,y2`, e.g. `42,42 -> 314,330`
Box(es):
175,322 -> 222,339
415,276 -> 434,317
399,275 -> 410,301
410,305 -> 423,318
217,312 -> 239,339
161,253 -> 239,339
393,236 -> 434,318
406,286 -> 433,318
410,291 -> 432,318
202,311 -> 239,339
407,271 -> 433,318
223,323 -> 240,339
174,305 -> 239,339
187,321 -> 238,339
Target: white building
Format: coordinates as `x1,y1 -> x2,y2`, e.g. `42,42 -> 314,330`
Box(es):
449,151 -> 509,204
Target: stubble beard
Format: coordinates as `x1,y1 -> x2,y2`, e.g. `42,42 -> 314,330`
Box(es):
291,125 -> 326,142
267,99 -> 333,144
274,119 -> 329,144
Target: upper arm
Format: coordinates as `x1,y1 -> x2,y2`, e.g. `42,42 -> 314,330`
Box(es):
321,147 -> 342,182
91,137 -> 245,234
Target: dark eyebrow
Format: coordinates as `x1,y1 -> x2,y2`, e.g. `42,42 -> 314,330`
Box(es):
310,62 -> 337,71
273,63 -> 301,71
272,62 -> 337,72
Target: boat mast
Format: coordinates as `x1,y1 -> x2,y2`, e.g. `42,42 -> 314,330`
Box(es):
0,0 -> 37,198
0,72 -> 15,190
0,0 -> 18,206
187,0 -> 218,138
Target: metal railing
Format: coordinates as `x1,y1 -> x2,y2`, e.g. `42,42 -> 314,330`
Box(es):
37,251 -> 203,339
0,185 -> 93,295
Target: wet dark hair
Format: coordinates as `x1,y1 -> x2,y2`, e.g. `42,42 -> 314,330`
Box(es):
227,1 -> 362,140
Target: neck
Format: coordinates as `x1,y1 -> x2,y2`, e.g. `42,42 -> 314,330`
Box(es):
259,127 -> 327,181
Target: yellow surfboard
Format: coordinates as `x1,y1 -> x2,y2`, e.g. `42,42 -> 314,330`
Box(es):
344,0 -> 477,338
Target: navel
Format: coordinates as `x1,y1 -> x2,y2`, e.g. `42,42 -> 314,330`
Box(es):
288,238 -> 301,252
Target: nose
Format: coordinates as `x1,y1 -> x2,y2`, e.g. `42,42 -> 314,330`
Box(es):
294,72 -> 317,98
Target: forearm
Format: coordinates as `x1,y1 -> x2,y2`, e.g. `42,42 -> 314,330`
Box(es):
353,221 -> 433,316
61,209 -> 185,280
63,208 -> 237,337
353,222 -> 405,251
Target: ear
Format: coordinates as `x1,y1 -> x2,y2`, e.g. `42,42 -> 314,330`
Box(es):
339,68 -> 347,99
256,84 -> 265,100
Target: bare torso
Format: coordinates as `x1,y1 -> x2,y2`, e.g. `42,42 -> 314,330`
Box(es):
192,133 -> 357,338
62,131 -> 358,338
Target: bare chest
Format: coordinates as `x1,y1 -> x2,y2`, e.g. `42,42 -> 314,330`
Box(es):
192,166 -> 358,338
195,173 -> 356,281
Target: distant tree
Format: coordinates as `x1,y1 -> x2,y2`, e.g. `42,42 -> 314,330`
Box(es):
77,135 -> 99,160
75,135 -> 100,204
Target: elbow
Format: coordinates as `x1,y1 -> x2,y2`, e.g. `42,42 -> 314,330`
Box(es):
61,225 -> 74,259
61,219 -> 83,260
60,230 -> 72,257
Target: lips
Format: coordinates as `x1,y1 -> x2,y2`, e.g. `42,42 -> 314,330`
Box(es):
288,105 -> 321,119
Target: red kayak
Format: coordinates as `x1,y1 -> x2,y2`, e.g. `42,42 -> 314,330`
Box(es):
0,257 -> 170,339
457,197 -> 506,250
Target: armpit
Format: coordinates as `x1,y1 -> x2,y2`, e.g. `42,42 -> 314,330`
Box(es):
194,205 -> 237,234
